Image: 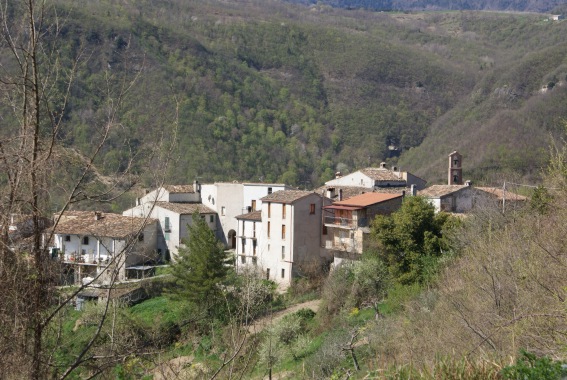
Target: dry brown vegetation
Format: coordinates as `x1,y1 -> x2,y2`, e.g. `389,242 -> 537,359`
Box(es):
361,146 -> 567,371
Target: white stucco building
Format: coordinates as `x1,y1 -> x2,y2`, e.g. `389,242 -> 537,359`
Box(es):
235,190 -> 330,288
123,185 -> 216,258
52,211 -> 158,284
200,182 -> 292,249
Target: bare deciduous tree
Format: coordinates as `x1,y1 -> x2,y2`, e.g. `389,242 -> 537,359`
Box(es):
0,1 -> 175,378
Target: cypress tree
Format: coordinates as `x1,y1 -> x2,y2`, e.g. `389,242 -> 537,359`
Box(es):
169,213 -> 233,314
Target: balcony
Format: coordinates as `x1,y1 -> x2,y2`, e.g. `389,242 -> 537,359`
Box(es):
325,238 -> 355,253
324,216 -> 368,229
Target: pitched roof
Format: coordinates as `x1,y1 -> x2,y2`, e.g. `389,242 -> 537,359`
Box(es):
418,185 -> 469,198
162,185 -> 194,193
53,211 -> 156,239
154,202 -> 216,215
260,190 -> 316,204
316,185 -> 409,199
235,210 -> 262,221
332,192 -> 403,208
476,187 -> 528,201
360,167 -> 405,182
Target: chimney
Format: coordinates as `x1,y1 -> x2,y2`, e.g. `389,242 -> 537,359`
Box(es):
380,162 -> 387,169
335,171 -> 342,179
94,211 -> 102,221
193,180 -> 201,193
411,184 -> 417,196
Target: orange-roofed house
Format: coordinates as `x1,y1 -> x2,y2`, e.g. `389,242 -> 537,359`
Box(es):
323,192 -> 404,265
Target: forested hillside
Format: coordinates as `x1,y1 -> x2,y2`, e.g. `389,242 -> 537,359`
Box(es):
21,0 -> 567,192
286,0 -> 567,12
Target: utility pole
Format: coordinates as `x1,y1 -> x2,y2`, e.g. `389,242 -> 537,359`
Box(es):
502,181 -> 506,213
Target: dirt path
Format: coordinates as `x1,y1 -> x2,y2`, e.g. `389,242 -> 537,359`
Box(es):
247,299 -> 322,334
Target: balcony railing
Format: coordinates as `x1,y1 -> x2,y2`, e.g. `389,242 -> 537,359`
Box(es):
324,216 -> 354,227
324,216 -> 369,228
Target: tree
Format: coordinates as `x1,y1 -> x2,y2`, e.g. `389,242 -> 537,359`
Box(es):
168,213 -> 233,317
0,1 -> 174,378
371,196 -> 455,284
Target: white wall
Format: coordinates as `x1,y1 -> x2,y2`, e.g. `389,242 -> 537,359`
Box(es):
243,183 -> 290,212
325,171 -> 405,188
201,183 -> 243,246
257,193 -> 327,288
325,172 -> 374,188
235,219 -> 263,271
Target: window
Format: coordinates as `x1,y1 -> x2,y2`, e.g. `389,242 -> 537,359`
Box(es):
165,233 -> 170,241
253,240 -> 257,255
322,225 -> 328,235
210,215 -> 214,223
281,246 -> 285,260
252,257 -> 257,266
281,269 -> 285,279
268,187 -> 272,194
267,221 -> 271,238
242,238 -> 246,253
64,235 -> 71,242
241,255 -> 246,264
266,268 -> 270,280
267,202 -> 271,218
251,200 -> 256,211
221,206 -> 226,216
281,225 -> 286,239
310,203 -> 316,214
282,204 -> 286,218
253,222 -> 256,238
82,236 -> 89,245
164,217 -> 171,232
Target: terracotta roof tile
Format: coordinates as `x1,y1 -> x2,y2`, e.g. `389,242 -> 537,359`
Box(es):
53,211 -> 156,239
316,185 -> 409,199
418,185 -> 469,198
360,167 -> 405,181
162,185 -> 194,193
235,211 -> 262,221
260,190 -> 316,204
476,187 -> 528,201
333,192 -> 402,207
155,202 -> 216,215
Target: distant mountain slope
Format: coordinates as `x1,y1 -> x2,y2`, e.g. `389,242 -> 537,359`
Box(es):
285,0 -> 566,12
4,0 -> 566,192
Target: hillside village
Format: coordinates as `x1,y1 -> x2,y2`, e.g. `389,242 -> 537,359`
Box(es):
18,151 -> 527,299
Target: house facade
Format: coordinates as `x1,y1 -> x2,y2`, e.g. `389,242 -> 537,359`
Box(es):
418,184 -> 475,213
123,185 -> 216,258
200,182 -> 292,249
324,163 -> 426,191
52,211 -> 158,285
323,192 -> 403,266
236,190 -> 330,288
234,211 -> 262,269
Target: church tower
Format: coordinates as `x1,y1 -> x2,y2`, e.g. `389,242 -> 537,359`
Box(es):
448,151 -> 463,185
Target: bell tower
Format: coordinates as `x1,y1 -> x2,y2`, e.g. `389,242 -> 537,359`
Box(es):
448,151 -> 463,185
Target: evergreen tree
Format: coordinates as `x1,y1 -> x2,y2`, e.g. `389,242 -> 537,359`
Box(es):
169,213 -> 233,315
